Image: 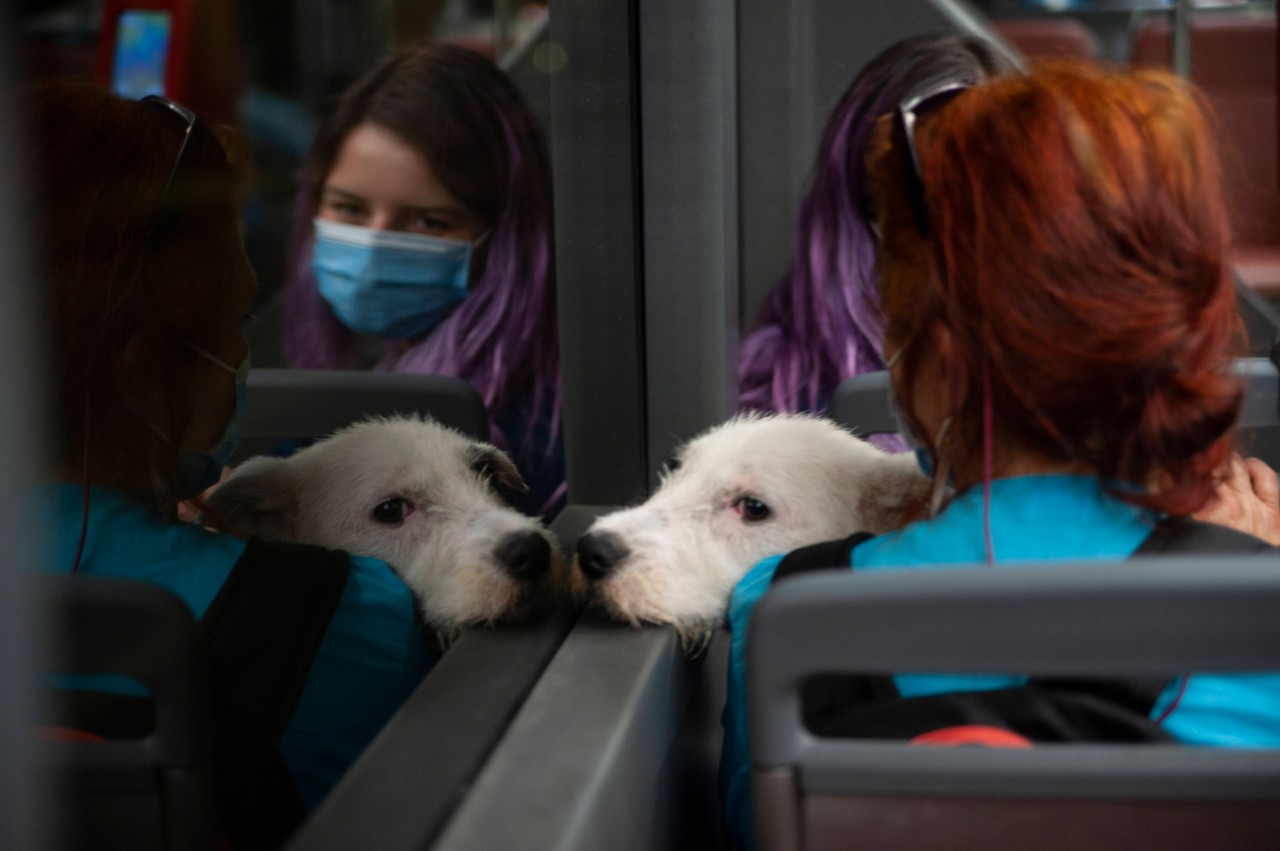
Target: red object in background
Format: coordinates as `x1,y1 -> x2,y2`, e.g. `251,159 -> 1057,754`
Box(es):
909,725 -> 1034,748
1133,14 -> 1280,295
991,17 -> 1099,61
96,0 -> 193,103
37,726 -> 107,743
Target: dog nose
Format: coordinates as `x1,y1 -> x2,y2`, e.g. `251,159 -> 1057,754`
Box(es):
496,531 -> 552,582
576,531 -> 629,581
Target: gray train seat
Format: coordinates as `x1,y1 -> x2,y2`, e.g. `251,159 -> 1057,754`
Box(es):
236,368 -> 489,461
832,355 -> 1280,467
1237,281 -> 1280,357
748,559 -> 1280,851
38,575 -> 217,851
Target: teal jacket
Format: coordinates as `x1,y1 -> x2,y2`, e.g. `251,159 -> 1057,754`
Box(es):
720,475 -> 1280,848
43,483 -> 431,809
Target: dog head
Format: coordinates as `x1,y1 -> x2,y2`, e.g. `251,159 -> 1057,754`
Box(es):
574,414 -> 929,642
205,415 -> 565,631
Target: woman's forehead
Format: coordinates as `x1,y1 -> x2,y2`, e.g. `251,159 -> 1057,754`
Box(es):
325,123 -> 467,214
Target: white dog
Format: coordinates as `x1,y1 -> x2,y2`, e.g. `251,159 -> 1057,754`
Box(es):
205,415 -> 565,634
574,414 -> 930,647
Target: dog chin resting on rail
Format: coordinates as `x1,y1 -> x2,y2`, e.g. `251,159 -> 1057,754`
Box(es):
205,415 -> 567,645
573,413 -> 930,656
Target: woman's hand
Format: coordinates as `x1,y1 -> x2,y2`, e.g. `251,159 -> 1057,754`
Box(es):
1193,454 -> 1280,546
177,466 -> 235,526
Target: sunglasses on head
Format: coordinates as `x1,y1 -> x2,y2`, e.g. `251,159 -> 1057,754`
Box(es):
892,79 -> 971,237
140,95 -> 227,245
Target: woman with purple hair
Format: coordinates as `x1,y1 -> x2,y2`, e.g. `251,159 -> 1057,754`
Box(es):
737,34 -> 1018,419
284,42 -> 562,517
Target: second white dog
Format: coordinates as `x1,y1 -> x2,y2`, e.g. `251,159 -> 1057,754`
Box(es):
206,415 -> 565,632
575,414 -> 930,644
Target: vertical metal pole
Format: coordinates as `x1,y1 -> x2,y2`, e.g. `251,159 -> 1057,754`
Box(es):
638,0 -> 740,486
494,0 -> 511,64
550,0 -> 649,507
0,8 -> 51,848
1173,0 -> 1192,79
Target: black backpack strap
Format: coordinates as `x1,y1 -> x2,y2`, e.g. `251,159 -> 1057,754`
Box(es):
774,532 -> 899,722
1062,516 -> 1280,733
772,532 -> 875,585
806,682 -> 1176,743
1029,519 -> 1272,715
199,537 -> 351,850
1134,517 -> 1276,556
1028,676 -> 1171,718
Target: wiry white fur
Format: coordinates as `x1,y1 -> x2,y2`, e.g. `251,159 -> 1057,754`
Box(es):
579,414 -> 929,634
206,416 -> 564,630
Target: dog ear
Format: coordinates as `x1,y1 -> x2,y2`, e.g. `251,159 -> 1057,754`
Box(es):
491,450 -> 530,495
203,456 -> 298,541
470,445 -> 530,496
857,452 -> 933,533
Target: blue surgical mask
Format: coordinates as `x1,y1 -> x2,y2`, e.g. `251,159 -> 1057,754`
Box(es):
180,343 -> 249,494
312,218 -> 477,339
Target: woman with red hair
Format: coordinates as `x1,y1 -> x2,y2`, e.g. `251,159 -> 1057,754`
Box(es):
720,60 -> 1280,848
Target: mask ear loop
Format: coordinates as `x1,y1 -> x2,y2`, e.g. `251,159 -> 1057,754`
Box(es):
982,367 -> 996,564
928,417 -> 952,517
70,397 -> 91,574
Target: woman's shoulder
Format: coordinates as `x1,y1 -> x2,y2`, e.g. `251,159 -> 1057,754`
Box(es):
42,484 -> 248,614
728,554 -> 788,631
345,553 -> 421,607
854,475 -> 1157,569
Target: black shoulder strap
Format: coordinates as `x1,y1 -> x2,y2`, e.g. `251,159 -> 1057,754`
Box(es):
795,516 -> 1276,746
773,532 -> 901,720
807,681 -> 1176,743
200,537 -> 350,742
199,537 -> 351,850
1025,517 -> 1275,723
1134,517 -> 1276,556
772,532 -> 875,585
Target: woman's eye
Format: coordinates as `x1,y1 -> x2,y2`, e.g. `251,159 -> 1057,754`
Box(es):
412,213 -> 453,233
372,499 -> 410,524
326,201 -> 367,221
734,497 -> 771,522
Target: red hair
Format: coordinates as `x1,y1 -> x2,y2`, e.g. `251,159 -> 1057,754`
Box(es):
871,60 -> 1242,516
24,81 -> 251,513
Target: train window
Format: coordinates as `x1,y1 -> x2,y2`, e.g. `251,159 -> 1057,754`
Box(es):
12,1 -> 1280,849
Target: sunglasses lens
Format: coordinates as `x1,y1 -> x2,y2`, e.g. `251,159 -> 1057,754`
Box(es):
897,82 -> 970,236
140,97 -> 228,247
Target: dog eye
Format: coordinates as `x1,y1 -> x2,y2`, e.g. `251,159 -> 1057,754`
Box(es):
372,499 -> 410,525
660,455 -> 682,475
734,496 -> 771,522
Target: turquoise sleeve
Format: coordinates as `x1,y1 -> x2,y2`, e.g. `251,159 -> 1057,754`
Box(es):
277,554 -> 433,809
719,554 -> 785,851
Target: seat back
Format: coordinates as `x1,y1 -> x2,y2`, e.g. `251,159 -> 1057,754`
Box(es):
39,575 -> 217,851
990,18 -> 1098,61
831,355 -> 1280,467
1237,278 -> 1280,354
235,368 -> 489,460
748,559 -> 1280,851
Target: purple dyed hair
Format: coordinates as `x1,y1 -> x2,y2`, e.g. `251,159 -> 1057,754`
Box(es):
284,42 -> 558,449
738,34 -> 1019,415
